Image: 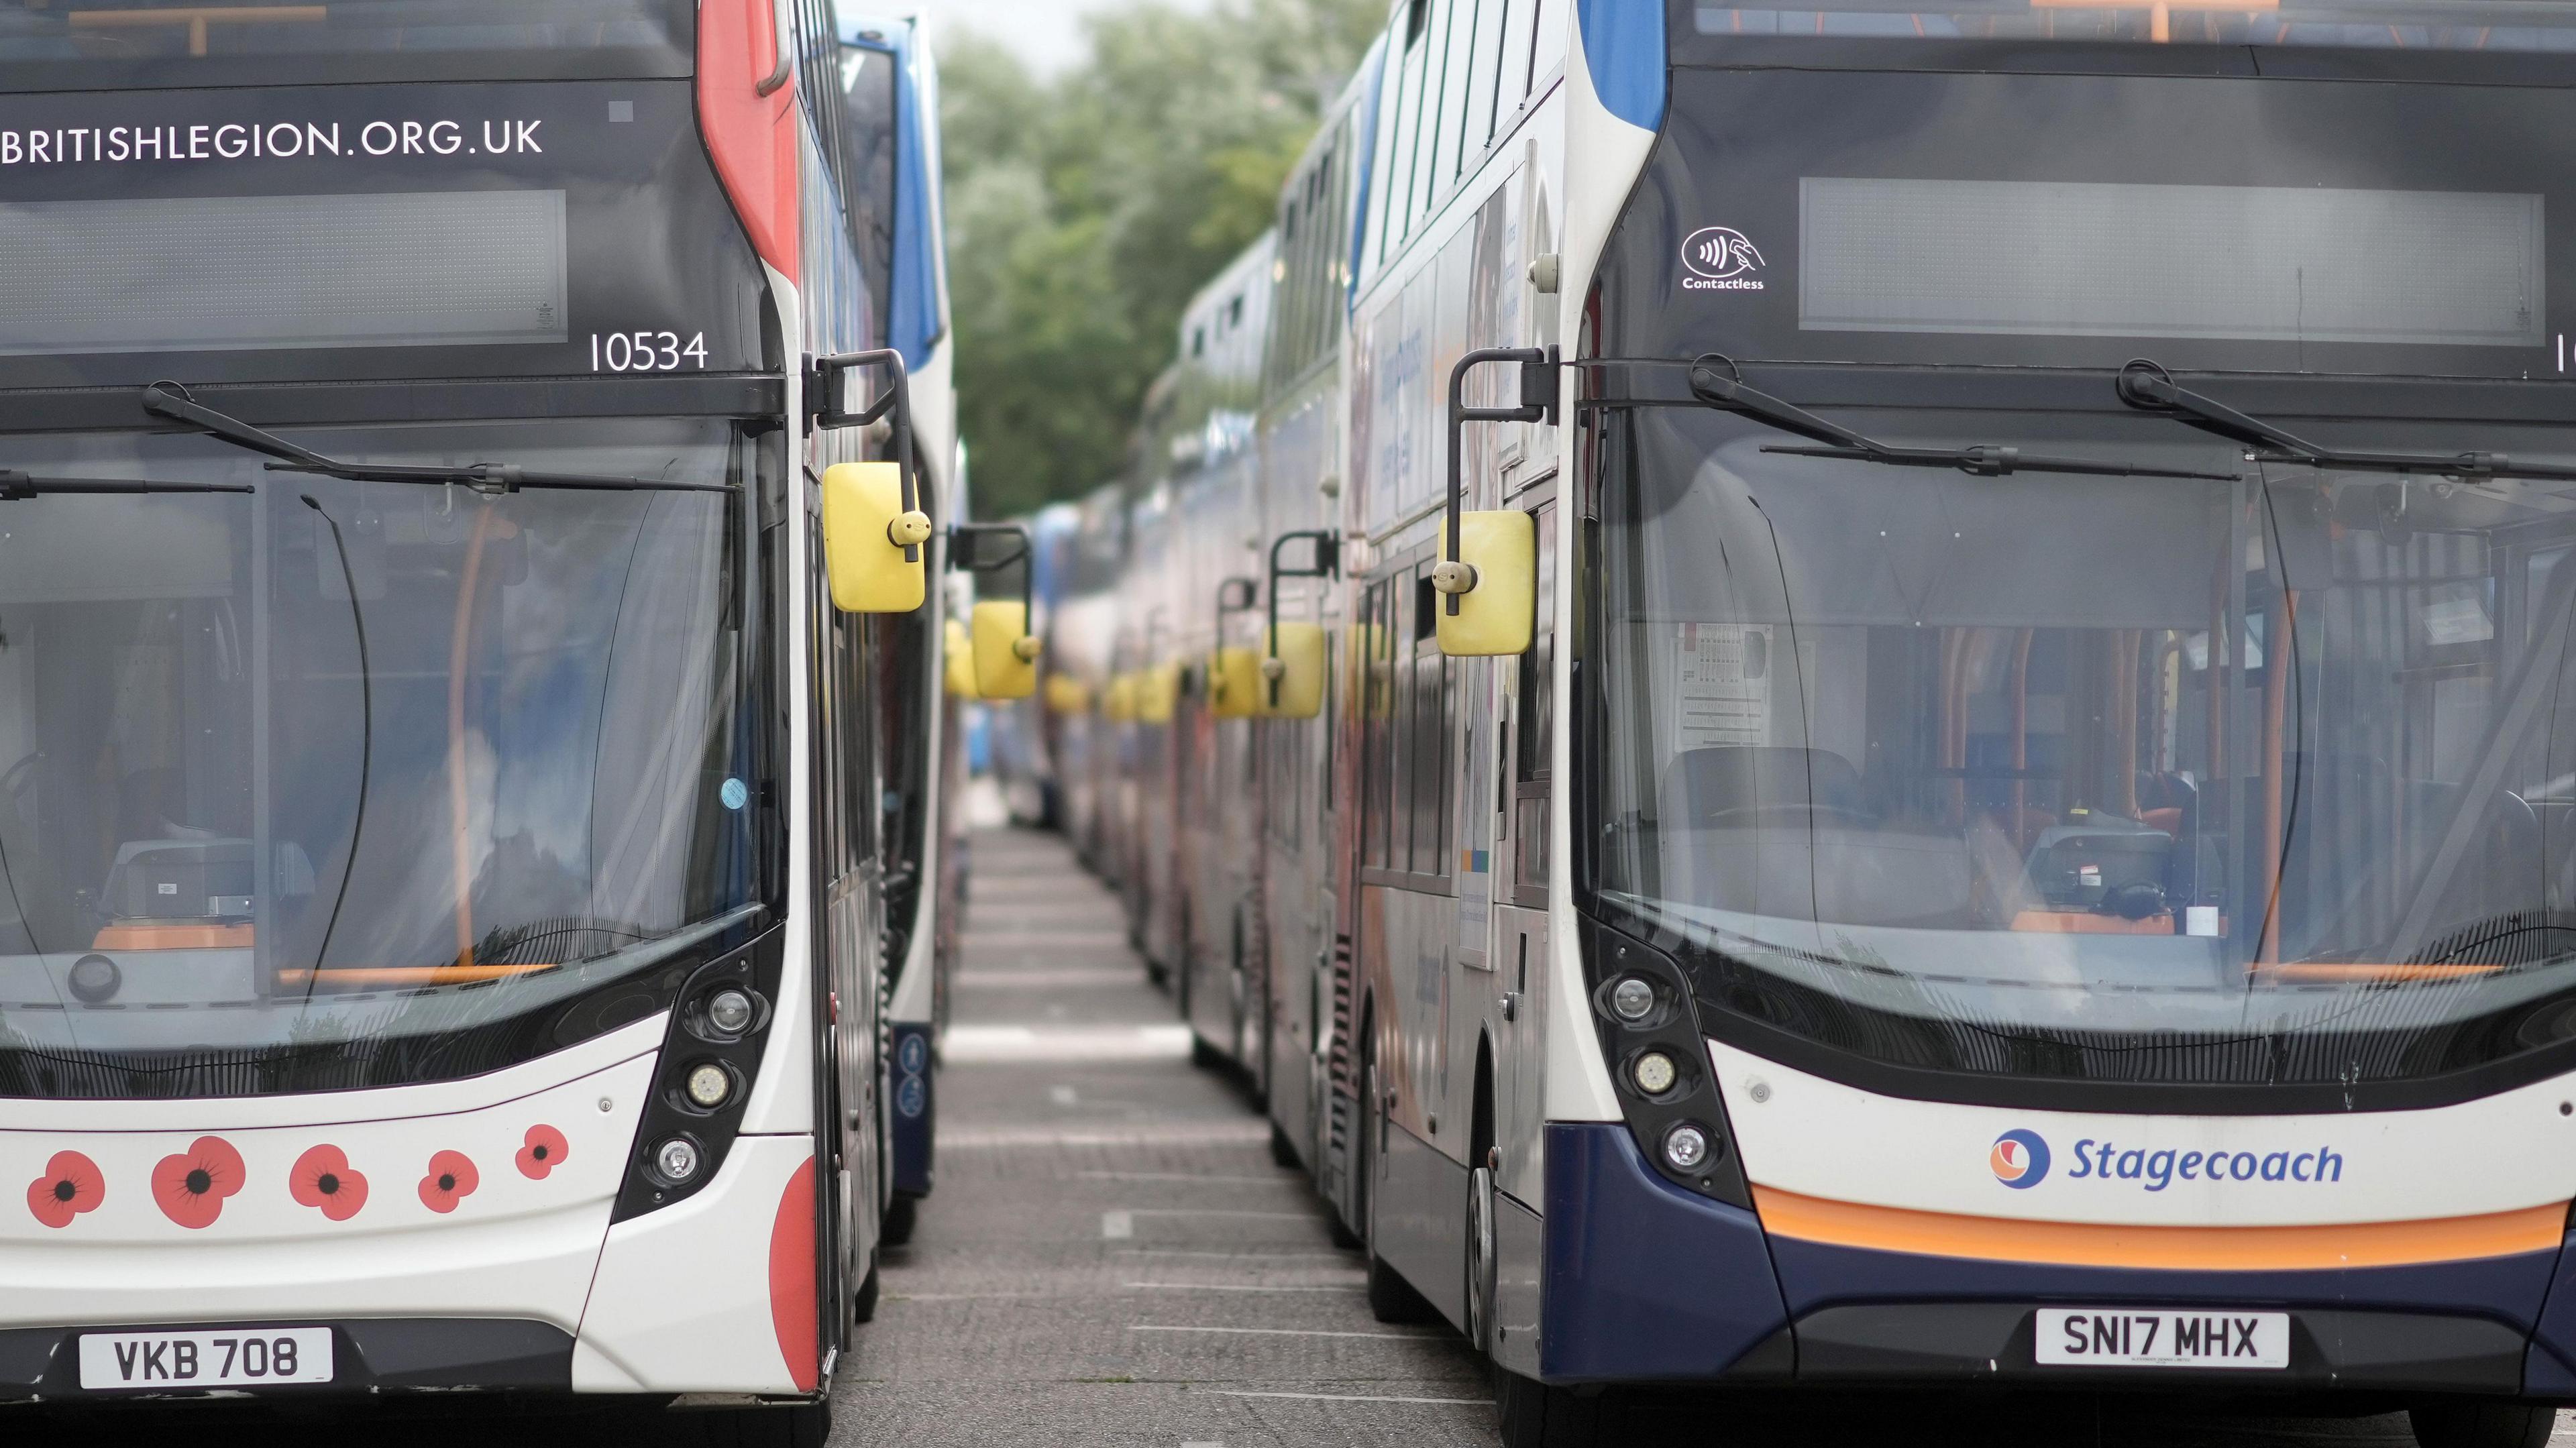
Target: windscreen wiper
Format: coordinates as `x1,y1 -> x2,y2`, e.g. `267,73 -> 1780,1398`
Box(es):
142,382 -> 736,496
2116,358 -> 2576,483
1689,356 -> 2240,482
2,472 -> 254,500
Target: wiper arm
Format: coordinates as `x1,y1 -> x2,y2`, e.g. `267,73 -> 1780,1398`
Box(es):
2116,358 -> 2576,483
1,471 -> 254,500
1687,355 -> 2239,482
141,382 -> 736,496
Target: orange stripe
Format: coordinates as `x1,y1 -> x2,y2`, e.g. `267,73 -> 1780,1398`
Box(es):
274,964 -> 558,989
91,924 -> 254,951
1752,1186 -> 2568,1270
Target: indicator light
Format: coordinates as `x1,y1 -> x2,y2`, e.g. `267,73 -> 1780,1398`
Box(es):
1631,1050 -> 1677,1096
684,1062 -> 733,1109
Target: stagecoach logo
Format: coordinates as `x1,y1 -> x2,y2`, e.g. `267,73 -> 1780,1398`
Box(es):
1990,1129 -> 2051,1189
1681,225 -> 1766,291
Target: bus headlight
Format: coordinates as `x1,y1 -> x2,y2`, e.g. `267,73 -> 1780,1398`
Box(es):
654,1137 -> 702,1184
684,1062 -> 733,1110
1664,1124 -> 1711,1172
1610,977 -> 1654,1021
1630,1050 -> 1678,1096
706,987 -> 755,1036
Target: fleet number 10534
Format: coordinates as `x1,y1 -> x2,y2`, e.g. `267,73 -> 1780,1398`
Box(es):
591,331 -> 708,372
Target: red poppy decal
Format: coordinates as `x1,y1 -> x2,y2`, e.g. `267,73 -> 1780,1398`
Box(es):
515,1125 -> 570,1180
150,1136 -> 246,1229
417,1150 -> 480,1213
288,1144 -> 369,1222
25,1150 -> 104,1229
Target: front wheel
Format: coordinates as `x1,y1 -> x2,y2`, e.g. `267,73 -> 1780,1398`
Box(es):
1496,1369 -> 1604,1448
2410,1401 -> 2557,1448
1464,1162 -> 1497,1355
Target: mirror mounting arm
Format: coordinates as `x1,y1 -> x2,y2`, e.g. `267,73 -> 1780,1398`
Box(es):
1264,529 -> 1340,708
948,521 -> 1035,641
808,349 -> 923,563
1444,345 -> 1557,616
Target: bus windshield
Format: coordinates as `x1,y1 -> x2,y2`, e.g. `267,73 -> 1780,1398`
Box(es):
0,0 -> 690,88
1687,0 -> 2576,51
1593,396 -> 2576,1092
0,414 -> 756,1095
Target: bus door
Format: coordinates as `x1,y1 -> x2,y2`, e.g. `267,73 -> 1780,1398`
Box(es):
1489,488 -> 1554,1366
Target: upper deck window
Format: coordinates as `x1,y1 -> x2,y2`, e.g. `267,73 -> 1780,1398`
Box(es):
1694,0 -> 2576,50
0,0 -> 691,91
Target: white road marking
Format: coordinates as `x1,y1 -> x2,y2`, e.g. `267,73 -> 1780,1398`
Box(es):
1131,1325 -> 1441,1341
1078,1171 -> 1298,1184
1114,1249 -> 1354,1260
1102,1210 -> 1134,1239
1126,1282 -> 1361,1293
957,966 -> 1144,987
1216,1391 -> 1493,1406
1122,1209 -> 1313,1219
944,1023 -> 1192,1062
1049,1085 -> 1079,1106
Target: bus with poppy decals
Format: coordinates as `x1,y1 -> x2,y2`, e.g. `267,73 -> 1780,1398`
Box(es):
0,0 -> 957,1437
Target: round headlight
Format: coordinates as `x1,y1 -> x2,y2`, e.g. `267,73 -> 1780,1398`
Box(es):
1630,1050 -> 1678,1097
1664,1123 -> 1711,1172
706,987 -> 755,1035
68,954 -> 120,1004
1610,977 -> 1655,1021
655,1136 -> 702,1183
684,1062 -> 733,1109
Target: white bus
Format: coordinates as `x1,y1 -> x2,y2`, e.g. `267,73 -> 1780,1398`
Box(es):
0,1 -> 964,1437
1104,1 -> 2576,1444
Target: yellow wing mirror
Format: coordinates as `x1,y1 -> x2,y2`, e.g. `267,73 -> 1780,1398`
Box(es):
1137,661 -> 1179,725
1208,576 -> 1260,720
943,617 -> 978,698
1045,672 -> 1091,716
1434,345 -> 1555,657
1258,530 -> 1339,719
811,349 -> 932,614
949,522 -> 1040,700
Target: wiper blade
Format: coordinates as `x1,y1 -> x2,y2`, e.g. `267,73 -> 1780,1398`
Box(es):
2116,358 -> 2576,483
141,382 -> 736,496
1688,355 -> 2240,482
1,471 -> 254,500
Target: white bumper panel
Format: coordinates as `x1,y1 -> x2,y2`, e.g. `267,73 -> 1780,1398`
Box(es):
1713,1040 -> 2576,1227
575,1132 -> 811,1394
0,1047 -> 656,1329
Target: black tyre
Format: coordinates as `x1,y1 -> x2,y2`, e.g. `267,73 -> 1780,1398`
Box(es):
2411,1401 -> 2558,1448
881,1191 -> 919,1247
1189,1033 -> 1226,1070
1464,1161 -> 1497,1355
1497,1370 -> 1604,1448
1269,1120 -> 1300,1170
851,1255 -> 880,1325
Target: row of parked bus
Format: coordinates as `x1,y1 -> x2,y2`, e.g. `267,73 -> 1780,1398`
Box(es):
985,0 -> 2576,1444
0,3 -> 983,1441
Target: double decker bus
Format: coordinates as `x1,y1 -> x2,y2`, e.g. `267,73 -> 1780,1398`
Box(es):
1103,0 -> 2576,1443
0,0 -> 953,1435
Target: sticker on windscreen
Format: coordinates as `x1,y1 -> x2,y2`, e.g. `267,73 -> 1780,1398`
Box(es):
1682,226 -> 1766,292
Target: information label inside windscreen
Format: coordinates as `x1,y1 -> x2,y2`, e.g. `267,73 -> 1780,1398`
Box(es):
0,81 -> 766,388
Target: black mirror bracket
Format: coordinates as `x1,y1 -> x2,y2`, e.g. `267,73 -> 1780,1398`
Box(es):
1444,345 -> 1558,616
947,522 -> 1036,643
1263,529 -> 1342,707
808,349 -> 924,563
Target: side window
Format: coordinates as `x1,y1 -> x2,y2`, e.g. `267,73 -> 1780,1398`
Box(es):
1495,0 -> 1536,130
1362,20 -> 1408,275
1362,579 -> 1396,871
1385,0 -> 1434,256
1407,565 -> 1452,879
1462,0 -> 1505,176
1529,0 -> 1568,85
1414,0 -> 1463,227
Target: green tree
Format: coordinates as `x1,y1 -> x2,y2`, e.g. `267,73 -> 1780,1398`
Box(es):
943,0 -> 1385,518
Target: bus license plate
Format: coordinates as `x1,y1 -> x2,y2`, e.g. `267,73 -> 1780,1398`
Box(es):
78,1328 -> 332,1390
2036,1309 -> 2289,1369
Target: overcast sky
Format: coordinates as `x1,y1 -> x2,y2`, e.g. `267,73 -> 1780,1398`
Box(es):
906,0 -> 1214,74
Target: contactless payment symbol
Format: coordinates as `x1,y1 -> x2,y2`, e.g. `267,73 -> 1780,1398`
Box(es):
1991,1129 -> 2050,1189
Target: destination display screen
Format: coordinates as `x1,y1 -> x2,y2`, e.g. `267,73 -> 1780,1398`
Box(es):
1798,177 -> 2544,347
0,189 -> 569,355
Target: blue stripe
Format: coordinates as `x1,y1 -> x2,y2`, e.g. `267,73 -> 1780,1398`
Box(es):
1577,0 -> 1669,133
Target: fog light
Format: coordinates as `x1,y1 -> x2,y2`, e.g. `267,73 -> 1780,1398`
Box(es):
684,1062 -> 733,1109
1611,977 -> 1654,1021
1664,1123 -> 1711,1171
1630,1050 -> 1677,1096
655,1136 -> 701,1183
68,954 -> 120,1004
706,987 -> 755,1035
